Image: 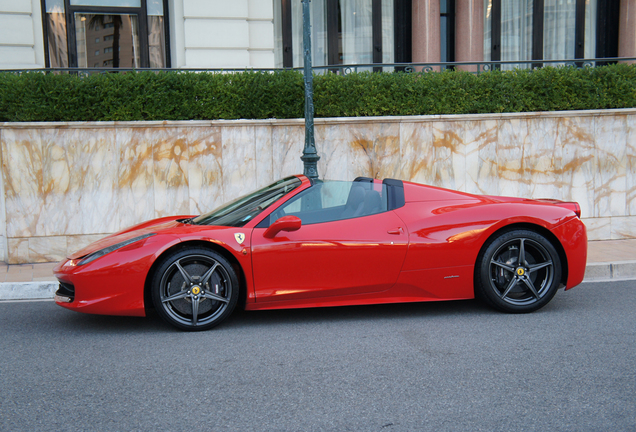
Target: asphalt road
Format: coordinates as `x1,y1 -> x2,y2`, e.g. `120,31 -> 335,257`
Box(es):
1,281 -> 635,432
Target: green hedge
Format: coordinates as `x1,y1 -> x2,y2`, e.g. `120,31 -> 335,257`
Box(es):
1,63 -> 636,122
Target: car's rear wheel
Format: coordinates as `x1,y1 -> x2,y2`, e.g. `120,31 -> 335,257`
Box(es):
151,247 -> 238,331
475,229 -> 562,313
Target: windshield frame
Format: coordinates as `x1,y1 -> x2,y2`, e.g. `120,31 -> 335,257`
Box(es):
191,176 -> 303,227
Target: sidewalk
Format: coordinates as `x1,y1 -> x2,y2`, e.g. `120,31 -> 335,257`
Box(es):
1,239 -> 635,300
583,239 -> 636,280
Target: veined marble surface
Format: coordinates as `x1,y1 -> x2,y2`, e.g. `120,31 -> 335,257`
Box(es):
1,109 -> 635,263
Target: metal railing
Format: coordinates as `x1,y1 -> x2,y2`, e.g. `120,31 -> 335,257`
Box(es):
1,57 -> 635,76
310,57 -> 636,74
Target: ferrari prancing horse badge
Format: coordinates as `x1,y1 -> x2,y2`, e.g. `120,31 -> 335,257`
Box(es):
234,233 -> 245,244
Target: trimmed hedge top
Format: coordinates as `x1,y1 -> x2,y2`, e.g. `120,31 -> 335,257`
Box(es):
1,63 -> 635,122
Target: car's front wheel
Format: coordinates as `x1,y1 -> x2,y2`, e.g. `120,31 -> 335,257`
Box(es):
151,247 -> 239,331
475,229 -> 562,313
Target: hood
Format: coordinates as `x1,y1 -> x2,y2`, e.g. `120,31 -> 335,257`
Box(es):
67,216 -> 188,260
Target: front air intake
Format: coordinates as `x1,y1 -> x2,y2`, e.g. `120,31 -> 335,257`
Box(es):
55,281 -> 75,302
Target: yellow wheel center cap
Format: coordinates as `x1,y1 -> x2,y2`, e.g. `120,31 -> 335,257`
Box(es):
191,286 -> 201,295
516,268 -> 525,276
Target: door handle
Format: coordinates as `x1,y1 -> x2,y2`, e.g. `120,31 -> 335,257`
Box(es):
387,227 -> 403,235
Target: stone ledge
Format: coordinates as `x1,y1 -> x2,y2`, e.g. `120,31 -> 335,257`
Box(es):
2,107 -> 636,129
583,261 -> 636,281
0,282 -> 57,300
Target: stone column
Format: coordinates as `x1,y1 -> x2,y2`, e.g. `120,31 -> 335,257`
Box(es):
455,0 -> 484,71
412,0 -> 440,69
619,0 -> 636,63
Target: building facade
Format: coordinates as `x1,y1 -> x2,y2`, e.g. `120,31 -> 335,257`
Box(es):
2,0 -> 636,71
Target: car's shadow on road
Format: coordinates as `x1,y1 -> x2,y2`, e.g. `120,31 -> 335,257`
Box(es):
52,288 -> 580,334
48,307 -> 165,334
224,298 -> 495,329
46,297 -> 499,334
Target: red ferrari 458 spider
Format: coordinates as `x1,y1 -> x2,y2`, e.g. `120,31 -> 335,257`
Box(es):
54,175 -> 587,331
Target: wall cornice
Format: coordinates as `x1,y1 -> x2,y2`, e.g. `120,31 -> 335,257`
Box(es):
2,108 -> 636,129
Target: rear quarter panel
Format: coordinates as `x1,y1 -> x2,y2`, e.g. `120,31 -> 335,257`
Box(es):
396,200 -> 576,270
392,191 -> 584,299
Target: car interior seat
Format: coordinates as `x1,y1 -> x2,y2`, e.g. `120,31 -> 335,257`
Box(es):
341,185 -> 366,218
362,190 -> 382,215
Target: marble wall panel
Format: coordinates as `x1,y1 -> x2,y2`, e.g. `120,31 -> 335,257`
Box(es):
117,128 -> 156,229
373,122 -> 401,180
0,128 -> 5,262
1,111 -> 635,263
497,118 -> 528,197
582,217 -> 611,241
611,216 -> 636,239
66,234 -> 107,256
222,126 -> 257,201
463,120 -> 498,195
348,122 -> 401,180
399,121 -> 467,188
254,126 -> 274,187
187,127 -> 223,215
0,236 -> 6,263
7,238 -> 28,264
60,128 -> 119,236
28,236 -> 67,263
430,121 -> 466,190
557,116 -> 597,219
348,123 -> 376,180
2,128 -> 49,238
626,116 -> 636,216
316,124 -> 350,181
9,234 -> 112,263
399,122 -> 428,184
523,117 -> 562,199
271,125 -> 303,179
594,115 -> 627,217
3,128 -> 119,237
153,127 -> 190,218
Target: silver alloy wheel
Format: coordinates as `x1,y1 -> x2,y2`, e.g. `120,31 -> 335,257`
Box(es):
158,253 -> 233,329
488,237 -> 555,306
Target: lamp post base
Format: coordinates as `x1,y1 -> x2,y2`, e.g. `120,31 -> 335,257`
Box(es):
301,153 -> 320,180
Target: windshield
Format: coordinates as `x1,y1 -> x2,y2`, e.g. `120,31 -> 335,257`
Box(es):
192,176 -> 303,227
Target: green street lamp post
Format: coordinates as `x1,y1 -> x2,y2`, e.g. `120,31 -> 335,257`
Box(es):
300,0 -> 320,179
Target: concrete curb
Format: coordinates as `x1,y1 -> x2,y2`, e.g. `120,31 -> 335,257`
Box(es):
0,261 -> 634,301
582,261 -> 636,282
0,282 -> 58,300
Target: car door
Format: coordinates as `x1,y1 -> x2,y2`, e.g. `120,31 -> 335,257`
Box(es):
250,181 -> 409,303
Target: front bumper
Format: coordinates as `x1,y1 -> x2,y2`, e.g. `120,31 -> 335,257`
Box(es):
53,252 -> 155,317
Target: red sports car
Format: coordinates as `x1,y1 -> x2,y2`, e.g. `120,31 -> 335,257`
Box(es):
54,175 -> 587,331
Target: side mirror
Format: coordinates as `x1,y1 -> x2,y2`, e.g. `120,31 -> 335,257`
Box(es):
264,216 -> 302,239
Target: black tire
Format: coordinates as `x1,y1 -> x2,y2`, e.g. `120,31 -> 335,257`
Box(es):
151,247 -> 239,331
475,229 -> 562,313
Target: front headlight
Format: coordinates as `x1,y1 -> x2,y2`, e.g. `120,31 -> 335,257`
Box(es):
78,233 -> 156,266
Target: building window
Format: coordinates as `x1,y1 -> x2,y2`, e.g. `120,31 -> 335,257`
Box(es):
484,0 -> 533,68
483,0 -> 604,67
543,0 -> 576,60
595,0 -> 618,61
274,0 -> 395,69
41,0 -> 170,68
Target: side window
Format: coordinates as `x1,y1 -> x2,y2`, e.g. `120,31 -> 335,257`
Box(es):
271,181 -> 388,225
